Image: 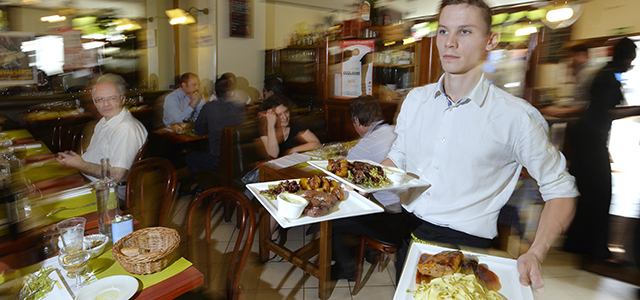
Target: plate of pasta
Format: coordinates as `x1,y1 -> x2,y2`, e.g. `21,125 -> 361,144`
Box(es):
393,243 -> 534,300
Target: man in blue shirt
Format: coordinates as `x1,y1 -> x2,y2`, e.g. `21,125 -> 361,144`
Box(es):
162,72 -> 205,126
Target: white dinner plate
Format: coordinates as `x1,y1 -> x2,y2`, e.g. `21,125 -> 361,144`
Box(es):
75,275 -> 138,300
393,243 -> 534,300
247,179 -> 384,228
308,159 -> 431,193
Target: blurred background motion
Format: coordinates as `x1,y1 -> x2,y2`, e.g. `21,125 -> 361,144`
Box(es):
1,0 -> 640,298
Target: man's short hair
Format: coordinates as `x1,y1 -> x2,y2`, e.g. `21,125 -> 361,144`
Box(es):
612,37 -> 637,63
264,77 -> 284,95
215,78 -> 235,98
93,74 -> 126,96
569,43 -> 589,55
180,72 -> 198,86
439,0 -> 493,34
219,72 -> 237,83
260,94 -> 295,112
349,95 -> 384,126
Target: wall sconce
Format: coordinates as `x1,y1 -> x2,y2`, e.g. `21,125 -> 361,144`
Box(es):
165,7 -> 209,25
41,15 -> 66,23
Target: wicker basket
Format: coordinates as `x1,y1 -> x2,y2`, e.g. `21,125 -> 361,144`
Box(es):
112,227 -> 181,275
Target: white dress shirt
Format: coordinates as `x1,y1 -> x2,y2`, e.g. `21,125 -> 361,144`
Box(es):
388,74 -> 578,238
82,108 -> 148,182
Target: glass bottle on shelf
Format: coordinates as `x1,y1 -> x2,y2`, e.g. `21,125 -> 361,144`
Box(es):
94,158 -> 119,237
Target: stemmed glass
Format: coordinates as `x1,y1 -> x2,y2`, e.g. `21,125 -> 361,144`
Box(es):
56,217 -> 91,289
57,245 -> 91,289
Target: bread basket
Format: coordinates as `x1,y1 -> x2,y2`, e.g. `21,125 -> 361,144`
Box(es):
112,227 -> 181,275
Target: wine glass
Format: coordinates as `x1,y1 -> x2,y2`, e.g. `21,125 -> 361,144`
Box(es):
12,144 -> 26,170
58,245 -> 91,289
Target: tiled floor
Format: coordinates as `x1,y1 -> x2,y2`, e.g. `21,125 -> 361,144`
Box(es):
165,189 -> 640,300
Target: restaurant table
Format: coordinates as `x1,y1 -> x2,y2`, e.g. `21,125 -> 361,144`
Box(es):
1,213 -> 203,300
1,128 -> 86,195
257,161 -> 337,300
1,128 -> 36,145
151,127 -> 208,144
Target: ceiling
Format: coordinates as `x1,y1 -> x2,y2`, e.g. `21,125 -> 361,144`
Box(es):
274,0 -> 547,19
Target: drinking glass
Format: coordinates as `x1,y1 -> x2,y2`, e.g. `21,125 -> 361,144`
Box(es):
58,245 -> 91,289
56,217 -> 86,252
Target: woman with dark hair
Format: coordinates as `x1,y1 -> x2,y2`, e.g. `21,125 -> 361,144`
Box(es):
258,95 -> 320,158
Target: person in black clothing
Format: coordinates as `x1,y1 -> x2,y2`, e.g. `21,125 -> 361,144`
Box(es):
564,37 -> 640,262
258,95 -> 320,159
185,77 -> 246,173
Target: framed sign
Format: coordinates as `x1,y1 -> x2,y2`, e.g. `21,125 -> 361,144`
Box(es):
230,0 -> 253,38
0,32 -> 36,85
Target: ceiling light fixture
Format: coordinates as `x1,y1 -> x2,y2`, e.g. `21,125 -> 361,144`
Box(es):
41,15 -> 66,23
114,19 -> 141,32
165,7 -> 209,25
542,1 -> 583,29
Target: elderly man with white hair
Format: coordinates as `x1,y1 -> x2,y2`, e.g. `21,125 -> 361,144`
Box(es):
57,75 -> 147,183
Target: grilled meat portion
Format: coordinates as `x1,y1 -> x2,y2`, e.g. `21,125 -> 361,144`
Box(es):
417,251 -> 464,278
302,190 -> 339,217
416,251 -> 502,292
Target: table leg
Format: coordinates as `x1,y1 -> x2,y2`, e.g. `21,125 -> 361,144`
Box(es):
318,220 -> 332,300
258,207 -> 270,262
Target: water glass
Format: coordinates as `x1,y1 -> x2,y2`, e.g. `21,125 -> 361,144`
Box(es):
56,217 -> 86,252
58,245 -> 91,289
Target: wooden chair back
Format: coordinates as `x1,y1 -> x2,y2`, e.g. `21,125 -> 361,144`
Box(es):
125,157 -> 177,227
52,115 -> 94,153
134,139 -> 149,162
186,187 -> 256,300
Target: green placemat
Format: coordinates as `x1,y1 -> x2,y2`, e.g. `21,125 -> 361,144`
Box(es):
1,129 -> 32,141
0,187 -> 96,237
91,246 -> 193,290
19,161 -> 78,183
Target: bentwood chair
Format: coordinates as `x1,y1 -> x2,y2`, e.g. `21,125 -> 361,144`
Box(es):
124,157 -> 177,227
352,235 -> 398,295
186,187 -> 256,300
52,115 -> 94,153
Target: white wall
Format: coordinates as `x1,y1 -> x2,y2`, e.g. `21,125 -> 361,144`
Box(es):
8,7 -> 72,35
270,2 -> 331,49
572,0 -> 640,40
216,0 -> 266,90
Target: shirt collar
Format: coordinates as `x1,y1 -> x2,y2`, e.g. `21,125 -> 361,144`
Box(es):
433,73 -> 490,108
100,108 -> 127,128
364,120 -> 385,137
177,88 -> 188,100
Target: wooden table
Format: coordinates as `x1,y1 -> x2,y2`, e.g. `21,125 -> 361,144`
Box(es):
151,127 -> 208,144
132,266 -> 203,300
257,162 -> 337,300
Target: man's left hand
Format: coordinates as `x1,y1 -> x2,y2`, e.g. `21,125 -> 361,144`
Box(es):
517,252 -> 544,293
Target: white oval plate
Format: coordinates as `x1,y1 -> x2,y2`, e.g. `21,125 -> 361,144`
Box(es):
75,275 -> 138,300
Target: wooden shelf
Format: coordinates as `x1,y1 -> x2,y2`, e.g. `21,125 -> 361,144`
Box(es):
374,63 -> 415,68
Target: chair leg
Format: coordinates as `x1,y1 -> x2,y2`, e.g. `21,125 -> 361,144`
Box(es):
352,235 -> 367,295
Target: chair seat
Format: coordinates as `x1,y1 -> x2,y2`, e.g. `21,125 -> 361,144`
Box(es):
353,235 -> 398,295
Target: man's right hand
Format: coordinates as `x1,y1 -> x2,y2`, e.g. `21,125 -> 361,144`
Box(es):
188,91 -> 201,108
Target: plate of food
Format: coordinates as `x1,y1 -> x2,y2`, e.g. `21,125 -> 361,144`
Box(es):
308,159 -> 431,193
393,243 -> 534,300
246,175 -> 384,228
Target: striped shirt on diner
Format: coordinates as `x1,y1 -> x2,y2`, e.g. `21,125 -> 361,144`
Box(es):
82,108 -> 147,182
